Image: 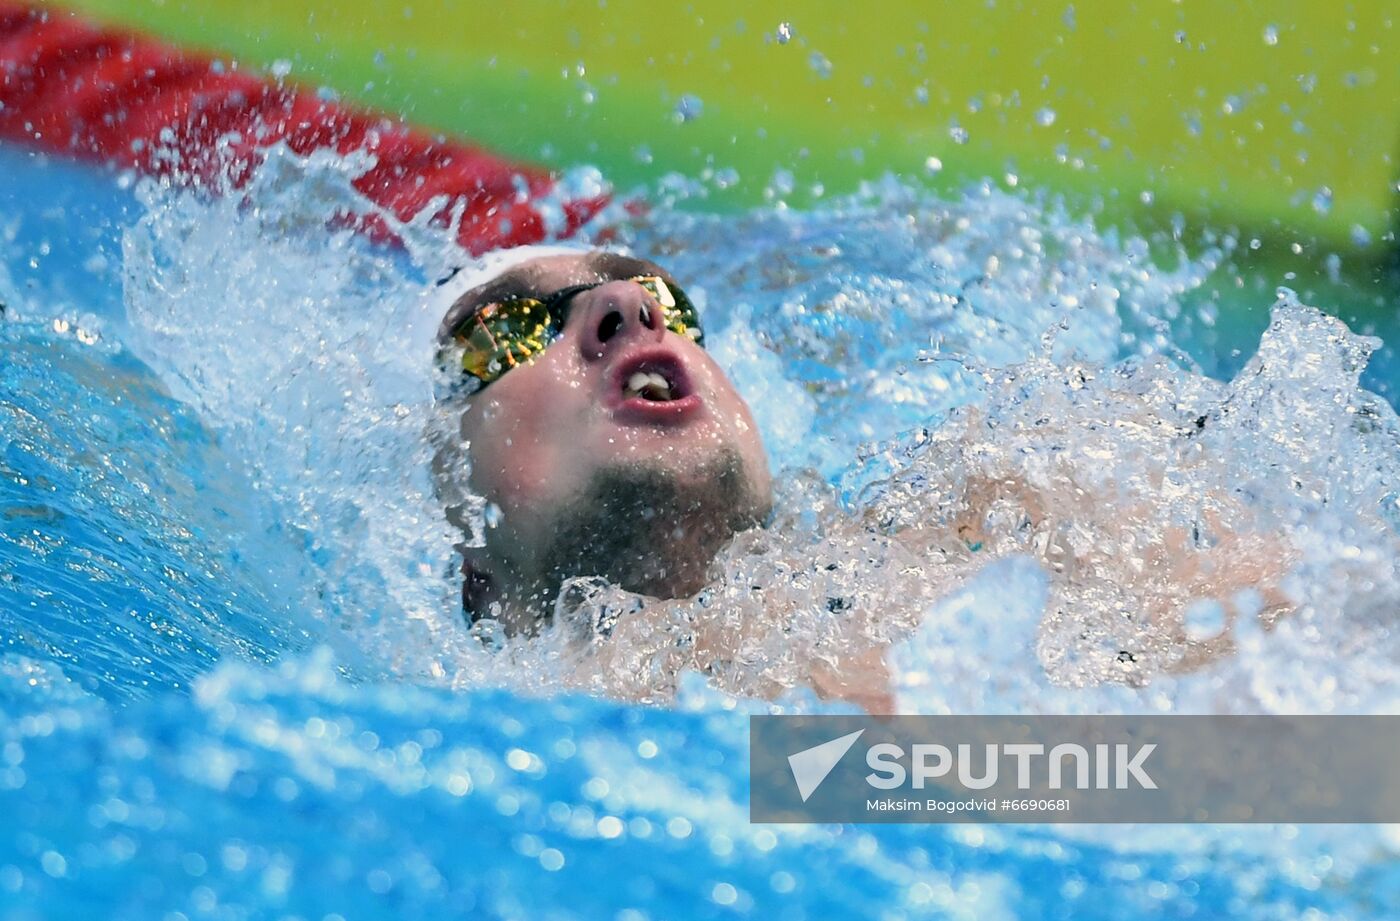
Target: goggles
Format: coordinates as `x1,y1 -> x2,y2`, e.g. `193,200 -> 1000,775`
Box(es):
438,275 -> 704,390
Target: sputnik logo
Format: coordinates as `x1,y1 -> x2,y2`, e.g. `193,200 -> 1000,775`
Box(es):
787,729 -> 865,802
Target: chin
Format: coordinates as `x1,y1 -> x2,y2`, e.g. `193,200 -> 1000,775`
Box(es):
537,446 -> 770,602
595,425 -> 729,471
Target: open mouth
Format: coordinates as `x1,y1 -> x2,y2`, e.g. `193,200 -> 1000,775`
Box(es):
624,369 -> 679,402
610,350 -> 702,421
617,353 -> 691,403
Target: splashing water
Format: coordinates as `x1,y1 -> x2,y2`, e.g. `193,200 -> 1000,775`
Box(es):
3,142 -> 1400,917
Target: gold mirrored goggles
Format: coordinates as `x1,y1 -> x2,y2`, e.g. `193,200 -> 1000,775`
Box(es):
438,275 -> 705,389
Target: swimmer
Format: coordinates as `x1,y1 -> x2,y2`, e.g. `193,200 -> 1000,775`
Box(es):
431,247 -> 1295,709
432,249 -> 774,633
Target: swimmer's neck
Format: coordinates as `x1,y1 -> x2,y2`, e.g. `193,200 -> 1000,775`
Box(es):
461,555 -> 557,637
460,520 -> 738,637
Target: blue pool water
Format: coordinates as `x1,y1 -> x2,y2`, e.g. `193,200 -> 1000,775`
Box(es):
3,142 -> 1400,919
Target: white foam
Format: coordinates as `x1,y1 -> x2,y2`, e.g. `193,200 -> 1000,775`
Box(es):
119,146 -> 1400,720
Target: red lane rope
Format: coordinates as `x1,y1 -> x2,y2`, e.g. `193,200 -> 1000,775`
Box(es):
0,3 -> 606,253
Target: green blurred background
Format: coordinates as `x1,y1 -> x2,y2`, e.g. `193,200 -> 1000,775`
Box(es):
41,0 -> 1400,360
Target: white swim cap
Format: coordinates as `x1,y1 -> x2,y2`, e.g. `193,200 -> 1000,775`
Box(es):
425,242 -> 592,342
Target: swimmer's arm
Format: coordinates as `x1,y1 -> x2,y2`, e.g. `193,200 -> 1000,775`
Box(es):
809,646 -> 896,713
893,473 -> 1297,657
1134,510 -> 1298,669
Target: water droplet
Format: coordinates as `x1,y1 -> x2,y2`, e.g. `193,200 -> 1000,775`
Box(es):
1325,252 -> 1342,283
39,852 -> 65,879
1035,107 -> 1057,127
924,155 -> 944,175
949,124 -> 969,145
775,21 -> 793,44
913,84 -> 930,105
1263,24 -> 1279,45
808,51 -> 833,78
672,94 -> 704,123
1311,186 -> 1333,215
269,59 -> 293,79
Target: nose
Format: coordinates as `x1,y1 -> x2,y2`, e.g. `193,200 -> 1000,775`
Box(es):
571,279 -> 666,361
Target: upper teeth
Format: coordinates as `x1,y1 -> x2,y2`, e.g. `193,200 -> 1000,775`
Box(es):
626,371 -> 673,400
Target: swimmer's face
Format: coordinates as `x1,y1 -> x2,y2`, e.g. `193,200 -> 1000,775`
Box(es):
437,252 -> 772,628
